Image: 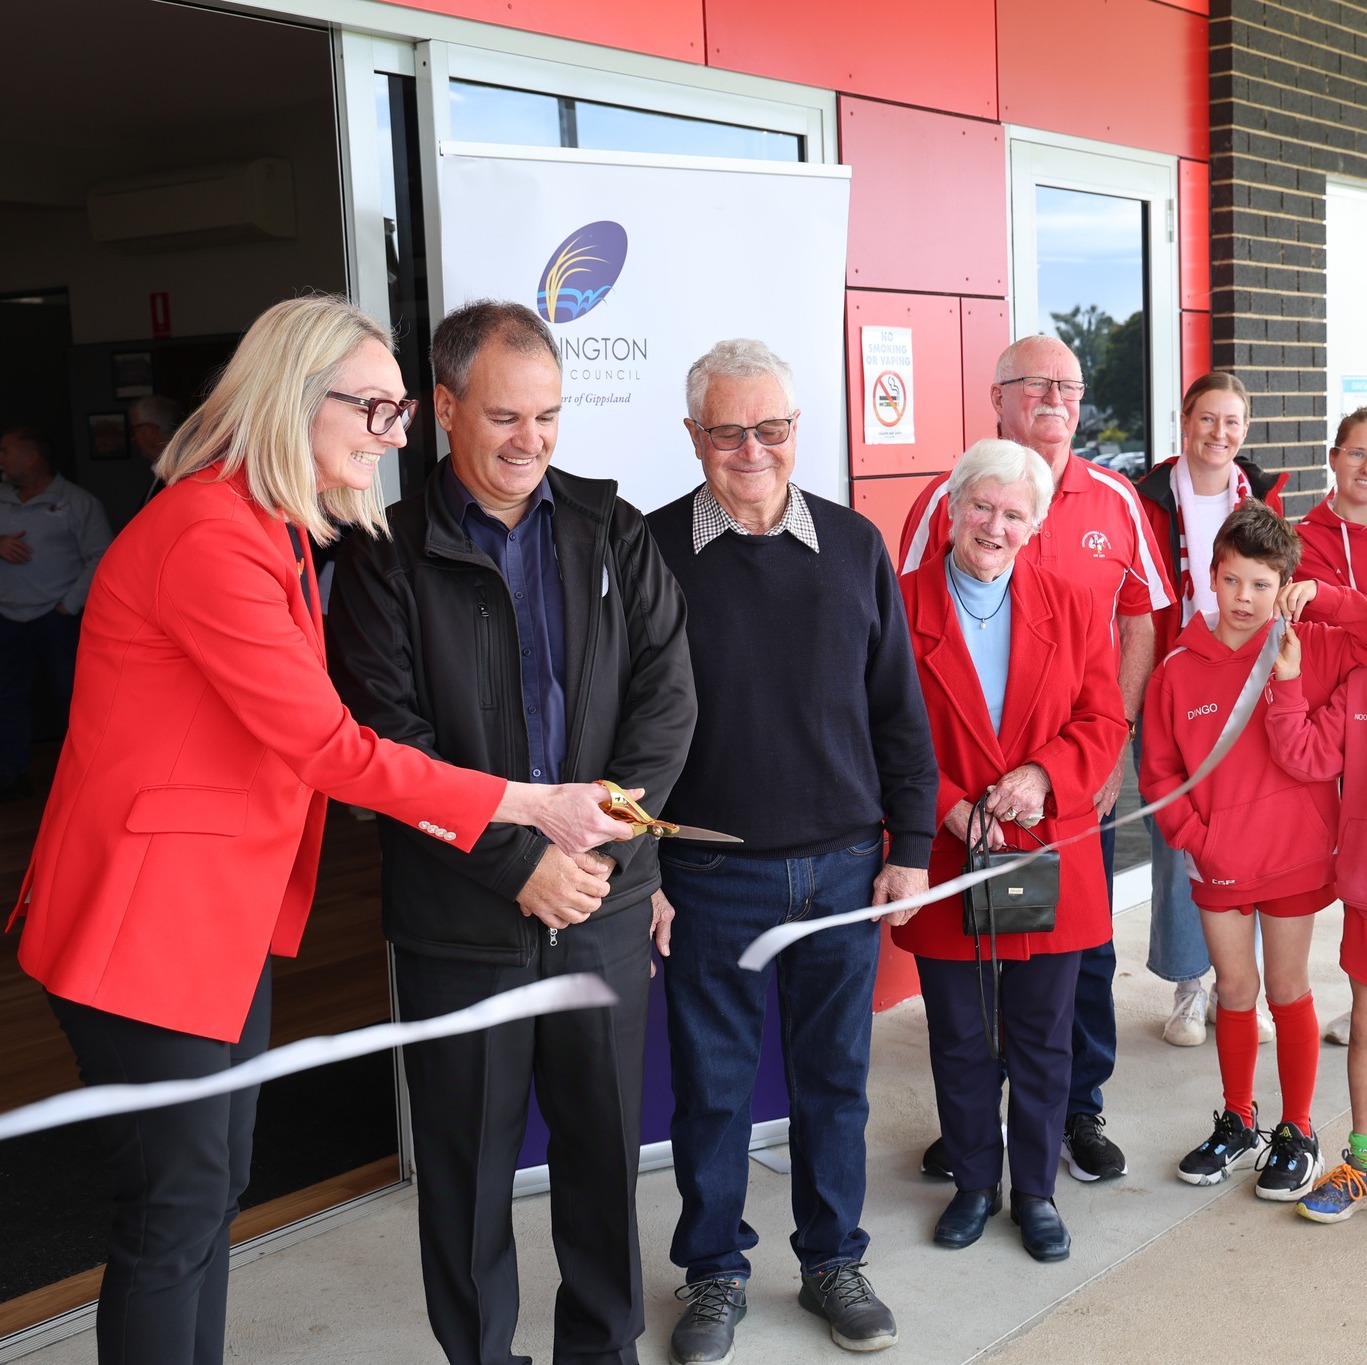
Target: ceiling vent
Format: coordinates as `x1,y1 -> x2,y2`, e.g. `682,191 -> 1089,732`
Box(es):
87,159 -> 295,251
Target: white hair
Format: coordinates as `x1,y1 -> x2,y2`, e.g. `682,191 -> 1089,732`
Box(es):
685,339 -> 796,422
946,439 -> 1054,526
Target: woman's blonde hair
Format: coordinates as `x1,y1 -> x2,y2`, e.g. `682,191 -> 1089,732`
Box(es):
155,294 -> 395,543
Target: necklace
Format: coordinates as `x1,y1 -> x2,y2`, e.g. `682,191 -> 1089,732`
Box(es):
947,557 -> 1010,629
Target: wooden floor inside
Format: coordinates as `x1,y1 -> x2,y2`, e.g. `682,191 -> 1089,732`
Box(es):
0,743 -> 398,1332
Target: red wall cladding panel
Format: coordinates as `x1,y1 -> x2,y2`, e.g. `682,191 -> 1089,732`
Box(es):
846,292 -> 963,478
703,0 -> 996,120
842,100 -> 1008,298
998,0 -> 1208,161
873,922 -> 920,1011
1182,310 -> 1212,396
375,0 -> 705,62
961,299 -> 1011,452
1180,159 -> 1211,312
852,475 -> 935,563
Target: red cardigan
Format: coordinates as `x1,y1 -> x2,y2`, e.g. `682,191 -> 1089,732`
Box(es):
892,552 -> 1126,961
9,465 -> 504,1041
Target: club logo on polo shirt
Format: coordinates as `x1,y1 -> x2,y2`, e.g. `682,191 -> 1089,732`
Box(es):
537,221 -> 629,323
1081,530 -> 1112,557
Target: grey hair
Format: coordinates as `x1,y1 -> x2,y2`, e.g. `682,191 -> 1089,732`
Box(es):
946,439 -> 1055,527
685,339 -> 796,422
130,394 -> 184,435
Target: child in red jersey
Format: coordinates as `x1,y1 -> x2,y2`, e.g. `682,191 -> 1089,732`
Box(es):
1141,501 -> 1367,1200
1265,630 -> 1367,1221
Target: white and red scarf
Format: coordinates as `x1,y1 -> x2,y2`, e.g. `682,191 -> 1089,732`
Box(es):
1174,456 -> 1253,624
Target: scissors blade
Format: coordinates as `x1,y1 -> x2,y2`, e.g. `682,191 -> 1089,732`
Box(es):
664,824 -> 745,843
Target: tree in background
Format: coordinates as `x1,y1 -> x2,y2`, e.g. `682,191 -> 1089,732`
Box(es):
1049,304 -> 1115,383
1090,309 -> 1148,444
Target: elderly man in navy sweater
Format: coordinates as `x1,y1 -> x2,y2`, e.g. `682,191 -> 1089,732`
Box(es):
647,339 -> 938,1365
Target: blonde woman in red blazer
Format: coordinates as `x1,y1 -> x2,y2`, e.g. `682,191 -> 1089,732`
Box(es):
7,296 -> 630,1365
893,439 -> 1126,1263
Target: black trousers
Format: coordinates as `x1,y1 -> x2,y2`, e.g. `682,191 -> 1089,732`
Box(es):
48,962 -> 271,1365
916,951 -> 1080,1200
395,898 -> 652,1365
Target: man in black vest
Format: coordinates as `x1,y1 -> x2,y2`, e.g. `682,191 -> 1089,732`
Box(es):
647,339 -> 938,1365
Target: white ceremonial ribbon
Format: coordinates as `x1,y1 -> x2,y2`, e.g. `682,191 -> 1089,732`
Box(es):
738,617 -> 1286,973
0,973 -> 617,1142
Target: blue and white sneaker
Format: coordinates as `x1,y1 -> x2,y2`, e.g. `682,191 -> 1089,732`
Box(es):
1255,1121 -> 1324,1201
1296,1155 -> 1367,1223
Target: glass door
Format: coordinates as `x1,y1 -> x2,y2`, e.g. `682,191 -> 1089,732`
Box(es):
1009,133 -> 1180,885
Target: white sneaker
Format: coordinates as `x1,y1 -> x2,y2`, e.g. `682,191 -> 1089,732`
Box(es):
1163,986 -> 1208,1046
1206,987 -> 1275,1044
1325,1010 -> 1352,1046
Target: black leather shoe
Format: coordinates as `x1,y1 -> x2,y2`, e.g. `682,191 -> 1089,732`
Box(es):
920,1134 -> 954,1180
933,1185 -> 1002,1248
1010,1192 -> 1071,1261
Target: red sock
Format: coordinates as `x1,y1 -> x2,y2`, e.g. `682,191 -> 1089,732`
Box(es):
1215,1005 -> 1259,1126
1268,992 -> 1319,1133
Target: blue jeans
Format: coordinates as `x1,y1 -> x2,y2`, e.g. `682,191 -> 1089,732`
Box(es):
1133,724 -> 1211,983
1069,818 -> 1118,1117
659,837 -> 883,1281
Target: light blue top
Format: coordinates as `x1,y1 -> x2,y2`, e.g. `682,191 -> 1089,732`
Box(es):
945,552 -> 1013,735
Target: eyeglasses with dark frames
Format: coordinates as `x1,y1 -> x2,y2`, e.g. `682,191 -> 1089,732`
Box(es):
325,391 -> 418,436
693,416 -> 797,451
998,376 -> 1087,400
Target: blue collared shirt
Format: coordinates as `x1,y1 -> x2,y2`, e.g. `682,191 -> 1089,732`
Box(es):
443,467 -> 567,784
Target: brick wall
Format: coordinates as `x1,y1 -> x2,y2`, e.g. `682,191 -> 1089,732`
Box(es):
1210,0 -> 1367,518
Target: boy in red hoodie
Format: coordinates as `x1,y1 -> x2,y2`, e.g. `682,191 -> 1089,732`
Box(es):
1141,501 -> 1367,1199
1265,625 -> 1367,1221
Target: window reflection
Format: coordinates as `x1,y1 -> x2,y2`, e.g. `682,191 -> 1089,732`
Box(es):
449,79 -> 802,161
1034,186 -> 1150,481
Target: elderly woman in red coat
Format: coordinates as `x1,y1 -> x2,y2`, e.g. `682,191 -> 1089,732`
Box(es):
893,438 -> 1126,1263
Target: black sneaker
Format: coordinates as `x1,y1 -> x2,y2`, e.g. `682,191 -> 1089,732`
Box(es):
1061,1112 -> 1128,1181
1177,1107 -> 1264,1186
798,1262 -> 898,1352
1255,1120 -> 1325,1202
669,1278 -> 746,1365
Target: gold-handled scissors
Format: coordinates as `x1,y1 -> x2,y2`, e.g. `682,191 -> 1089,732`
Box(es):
597,779 -> 744,843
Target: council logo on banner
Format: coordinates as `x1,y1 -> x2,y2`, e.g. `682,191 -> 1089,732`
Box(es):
537,221 -> 629,324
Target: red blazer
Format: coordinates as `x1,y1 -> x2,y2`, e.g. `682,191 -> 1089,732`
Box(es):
892,552 -> 1126,961
9,465 -> 504,1042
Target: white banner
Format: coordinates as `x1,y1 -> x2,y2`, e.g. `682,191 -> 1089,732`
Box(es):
438,143 -> 852,514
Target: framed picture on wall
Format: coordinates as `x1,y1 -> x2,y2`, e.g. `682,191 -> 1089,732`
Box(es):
112,351 -> 154,398
89,412 -> 129,460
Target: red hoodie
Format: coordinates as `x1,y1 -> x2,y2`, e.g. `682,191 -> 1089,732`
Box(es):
1266,669 -> 1367,907
1295,496 -> 1367,593
1140,582 -> 1367,906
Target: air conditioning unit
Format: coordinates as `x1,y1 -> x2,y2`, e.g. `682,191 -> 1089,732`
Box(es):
87,159 -> 296,251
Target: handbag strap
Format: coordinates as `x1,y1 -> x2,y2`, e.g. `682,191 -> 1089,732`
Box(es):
968,793 -> 1004,1061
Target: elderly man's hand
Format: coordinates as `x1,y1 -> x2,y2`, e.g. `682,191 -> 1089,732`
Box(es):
516,845 -> 611,929
871,863 -> 929,928
648,888 -> 675,977
983,763 -> 1051,825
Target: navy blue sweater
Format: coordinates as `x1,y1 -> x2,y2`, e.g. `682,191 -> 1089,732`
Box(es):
647,489 -> 937,865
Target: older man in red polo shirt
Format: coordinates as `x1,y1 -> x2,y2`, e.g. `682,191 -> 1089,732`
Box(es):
899,333 -> 1173,1185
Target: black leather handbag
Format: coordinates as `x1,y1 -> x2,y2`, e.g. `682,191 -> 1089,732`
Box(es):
961,793 -> 1060,1057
